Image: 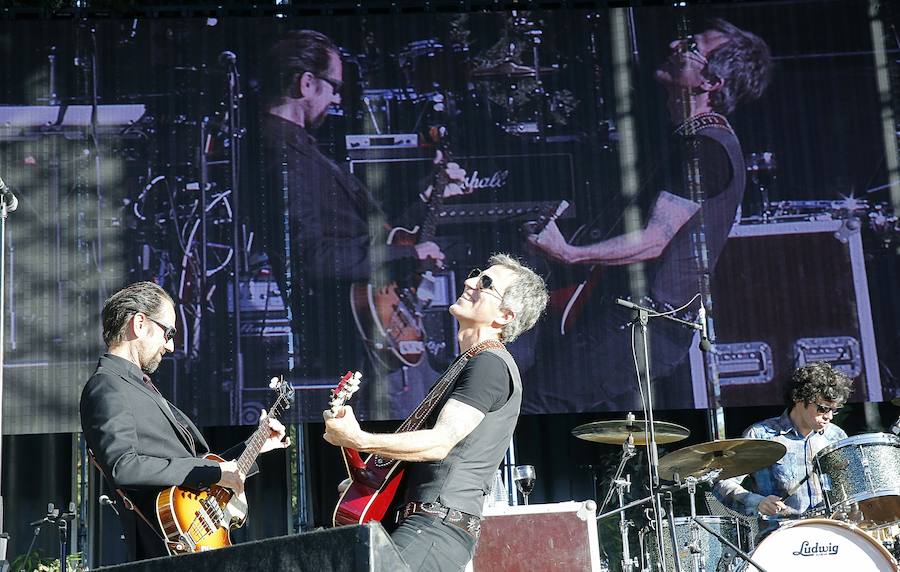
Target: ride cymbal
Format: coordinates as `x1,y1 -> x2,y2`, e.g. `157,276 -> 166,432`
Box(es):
658,438 -> 786,481
571,419 -> 690,446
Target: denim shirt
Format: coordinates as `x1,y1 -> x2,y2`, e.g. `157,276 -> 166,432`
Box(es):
713,411 -> 847,534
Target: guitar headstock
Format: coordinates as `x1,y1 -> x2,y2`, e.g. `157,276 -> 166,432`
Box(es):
268,374 -> 295,409
329,371 -> 362,416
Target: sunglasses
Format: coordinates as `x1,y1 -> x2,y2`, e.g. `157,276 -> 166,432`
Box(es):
315,74 -> 344,96
675,37 -> 709,66
467,268 -> 503,300
814,402 -> 841,415
144,314 -> 177,342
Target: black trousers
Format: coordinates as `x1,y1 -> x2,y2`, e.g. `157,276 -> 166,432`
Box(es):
392,514 -> 477,572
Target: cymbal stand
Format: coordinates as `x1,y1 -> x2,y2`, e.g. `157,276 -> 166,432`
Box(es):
684,477 -> 702,572
596,424 -> 639,572
616,298 -> 702,571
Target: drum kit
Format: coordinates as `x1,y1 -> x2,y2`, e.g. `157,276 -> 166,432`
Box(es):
343,13 -> 573,138
573,413 -> 900,571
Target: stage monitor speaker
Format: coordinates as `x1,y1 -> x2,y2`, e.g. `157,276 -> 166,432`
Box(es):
95,523 -> 407,572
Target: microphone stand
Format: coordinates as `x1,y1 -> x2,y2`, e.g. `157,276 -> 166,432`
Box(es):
0,190 -> 16,541
615,298 -> 701,572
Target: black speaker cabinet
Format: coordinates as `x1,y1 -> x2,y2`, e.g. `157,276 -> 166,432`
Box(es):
707,220 -> 881,407
95,523 -> 406,572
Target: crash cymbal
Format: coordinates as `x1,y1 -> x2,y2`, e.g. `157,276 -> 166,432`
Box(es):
472,61 -> 558,79
572,419 -> 690,446
658,438 -> 786,482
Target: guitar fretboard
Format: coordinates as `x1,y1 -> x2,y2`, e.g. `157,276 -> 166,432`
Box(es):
236,393 -> 289,475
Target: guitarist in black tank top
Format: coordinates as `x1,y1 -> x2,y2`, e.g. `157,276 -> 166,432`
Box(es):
324,254 -> 548,572
526,19 -> 772,412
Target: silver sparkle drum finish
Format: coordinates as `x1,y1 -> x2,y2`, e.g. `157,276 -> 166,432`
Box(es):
814,433 -> 900,529
643,516 -> 745,572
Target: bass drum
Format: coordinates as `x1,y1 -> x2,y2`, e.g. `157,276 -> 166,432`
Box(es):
743,519 -> 897,571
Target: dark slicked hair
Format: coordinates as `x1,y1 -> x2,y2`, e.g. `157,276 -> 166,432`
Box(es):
705,19 -> 772,114
787,362 -> 854,408
264,29 -> 339,103
102,282 -> 174,347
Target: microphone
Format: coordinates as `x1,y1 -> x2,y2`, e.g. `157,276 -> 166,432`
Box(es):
99,494 -> 120,516
0,176 -> 18,212
698,301 -> 712,352
218,50 -> 237,67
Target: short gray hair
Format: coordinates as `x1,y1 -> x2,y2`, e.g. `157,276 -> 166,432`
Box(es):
488,253 -> 548,343
102,282 -> 174,347
705,19 -> 772,115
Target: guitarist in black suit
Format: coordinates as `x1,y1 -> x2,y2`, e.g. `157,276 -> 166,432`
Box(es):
259,30 -> 470,417
324,254 -> 548,572
80,281 -> 289,561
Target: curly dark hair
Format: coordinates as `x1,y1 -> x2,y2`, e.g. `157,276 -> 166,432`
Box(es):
102,282 -> 174,347
705,19 -> 772,115
786,362 -> 854,408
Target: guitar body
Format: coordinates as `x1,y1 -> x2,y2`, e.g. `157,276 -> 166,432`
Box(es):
333,447 -> 406,527
155,453 -> 249,555
551,265 -> 603,336
350,226 -> 426,370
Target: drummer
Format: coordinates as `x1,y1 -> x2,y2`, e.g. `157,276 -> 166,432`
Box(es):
713,362 -> 853,537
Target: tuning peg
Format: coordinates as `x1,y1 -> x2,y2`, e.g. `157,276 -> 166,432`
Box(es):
269,376 -> 280,389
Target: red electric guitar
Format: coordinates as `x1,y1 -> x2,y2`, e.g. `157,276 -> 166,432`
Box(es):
329,370 -> 409,527
331,336 -> 488,528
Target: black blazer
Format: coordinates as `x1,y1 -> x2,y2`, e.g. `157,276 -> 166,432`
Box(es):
80,354 -> 250,560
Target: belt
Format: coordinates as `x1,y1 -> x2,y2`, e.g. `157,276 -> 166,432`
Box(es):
399,501 -> 482,540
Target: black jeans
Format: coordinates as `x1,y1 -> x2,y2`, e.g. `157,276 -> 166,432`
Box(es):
392,513 -> 477,572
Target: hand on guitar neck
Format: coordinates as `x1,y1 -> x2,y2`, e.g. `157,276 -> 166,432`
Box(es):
528,220 -> 578,265
215,408 -> 289,495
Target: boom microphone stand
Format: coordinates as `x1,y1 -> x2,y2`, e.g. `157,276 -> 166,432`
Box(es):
614,298 -> 701,572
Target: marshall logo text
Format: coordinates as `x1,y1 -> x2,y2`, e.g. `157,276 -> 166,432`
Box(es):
792,541 -> 839,557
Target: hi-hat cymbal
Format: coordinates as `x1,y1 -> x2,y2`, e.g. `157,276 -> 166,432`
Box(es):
572,419 -> 690,446
658,438 -> 786,482
472,61 -> 558,79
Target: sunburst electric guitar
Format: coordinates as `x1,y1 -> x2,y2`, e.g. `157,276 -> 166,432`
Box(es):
154,375 -> 294,555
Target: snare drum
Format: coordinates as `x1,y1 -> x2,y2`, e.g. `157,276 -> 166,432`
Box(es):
642,516 -> 745,572
814,433 -> 900,528
746,519 -> 897,571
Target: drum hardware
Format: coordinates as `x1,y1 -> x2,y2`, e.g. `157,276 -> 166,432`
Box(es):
745,152 -> 776,222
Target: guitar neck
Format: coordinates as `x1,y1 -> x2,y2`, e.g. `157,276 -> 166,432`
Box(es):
419,146 -> 452,243
235,395 -> 287,474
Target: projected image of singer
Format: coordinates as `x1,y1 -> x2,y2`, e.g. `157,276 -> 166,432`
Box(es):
80,282 -> 289,561
259,30 -> 471,414
713,362 -> 852,541
525,19 -> 772,412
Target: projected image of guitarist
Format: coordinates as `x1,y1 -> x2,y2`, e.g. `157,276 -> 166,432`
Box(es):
324,254 -> 548,572
525,19 -> 772,413
80,282 -> 291,561
260,30 -> 473,415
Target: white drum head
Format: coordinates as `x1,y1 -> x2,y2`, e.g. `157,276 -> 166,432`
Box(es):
748,519 -> 897,571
